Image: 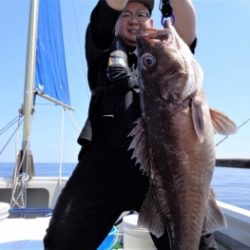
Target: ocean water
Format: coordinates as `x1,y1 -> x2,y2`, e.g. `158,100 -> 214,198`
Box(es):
211,166 -> 250,210
0,162 -> 250,210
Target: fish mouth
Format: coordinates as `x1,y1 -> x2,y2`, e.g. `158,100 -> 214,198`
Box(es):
136,28 -> 172,55
137,28 -> 171,40
136,27 -> 172,43
136,20 -> 176,54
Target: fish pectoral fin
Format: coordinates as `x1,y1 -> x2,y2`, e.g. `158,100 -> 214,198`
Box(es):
138,188 -> 165,238
182,65 -> 199,100
191,98 -> 205,143
203,189 -> 227,234
209,108 -> 237,135
128,117 -> 150,174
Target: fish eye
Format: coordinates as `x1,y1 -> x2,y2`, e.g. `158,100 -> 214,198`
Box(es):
141,53 -> 156,68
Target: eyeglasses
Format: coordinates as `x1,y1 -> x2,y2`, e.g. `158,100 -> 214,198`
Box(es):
120,11 -> 150,22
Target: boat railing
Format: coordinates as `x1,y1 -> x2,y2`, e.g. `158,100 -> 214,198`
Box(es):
215,201 -> 250,249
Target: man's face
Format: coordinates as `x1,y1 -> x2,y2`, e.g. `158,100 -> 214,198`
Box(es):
115,2 -> 153,47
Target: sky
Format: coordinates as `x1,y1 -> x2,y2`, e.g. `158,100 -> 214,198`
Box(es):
0,0 -> 249,164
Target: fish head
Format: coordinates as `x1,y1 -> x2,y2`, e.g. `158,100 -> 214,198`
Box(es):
136,21 -> 203,103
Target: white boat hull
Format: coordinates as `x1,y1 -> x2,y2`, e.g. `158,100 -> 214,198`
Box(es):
0,177 -> 67,209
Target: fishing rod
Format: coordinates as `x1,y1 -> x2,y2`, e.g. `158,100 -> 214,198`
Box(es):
216,117 -> 250,147
216,117 -> 250,169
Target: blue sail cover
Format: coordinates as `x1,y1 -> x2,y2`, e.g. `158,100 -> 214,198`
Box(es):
35,0 -> 71,106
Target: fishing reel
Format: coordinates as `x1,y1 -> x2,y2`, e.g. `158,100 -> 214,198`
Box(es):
159,0 -> 175,26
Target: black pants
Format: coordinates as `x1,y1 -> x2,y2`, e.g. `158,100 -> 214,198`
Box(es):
43,147 -> 218,250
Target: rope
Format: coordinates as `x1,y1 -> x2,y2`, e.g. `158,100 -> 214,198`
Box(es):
57,108 -> 82,188
70,0 -> 91,101
0,121 -> 22,155
65,109 -> 81,134
0,115 -> 21,135
10,112 -> 35,208
10,142 -> 30,208
0,115 -> 23,156
10,173 -> 29,208
58,108 -> 65,189
15,114 -> 22,166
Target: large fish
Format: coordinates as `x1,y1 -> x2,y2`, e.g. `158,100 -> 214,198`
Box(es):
128,20 -> 237,250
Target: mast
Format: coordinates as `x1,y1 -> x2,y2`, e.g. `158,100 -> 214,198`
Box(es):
18,0 -> 39,178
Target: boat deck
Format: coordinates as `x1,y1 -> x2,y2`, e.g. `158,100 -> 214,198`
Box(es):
1,203 -> 250,250
0,216 -> 249,250
0,217 -> 50,250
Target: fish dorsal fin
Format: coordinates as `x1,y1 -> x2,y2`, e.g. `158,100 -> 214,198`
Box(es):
203,189 -> 227,234
128,117 -> 150,175
209,108 -> 237,135
191,97 -> 205,143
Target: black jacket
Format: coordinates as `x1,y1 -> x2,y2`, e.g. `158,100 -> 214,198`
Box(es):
78,0 -> 197,149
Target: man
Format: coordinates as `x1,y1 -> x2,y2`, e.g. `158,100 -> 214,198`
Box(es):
44,0 -> 217,249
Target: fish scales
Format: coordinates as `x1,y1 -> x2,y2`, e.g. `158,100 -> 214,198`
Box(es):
144,95 -> 214,249
129,20 -> 237,250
